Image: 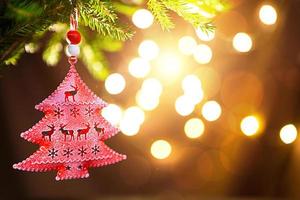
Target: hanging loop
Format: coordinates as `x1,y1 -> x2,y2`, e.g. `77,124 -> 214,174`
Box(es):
68,56 -> 78,65
69,0 -> 78,30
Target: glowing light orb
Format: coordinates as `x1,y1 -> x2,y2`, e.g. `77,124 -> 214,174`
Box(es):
184,89 -> 204,105
178,36 -> 197,55
136,90 -> 160,111
25,43 -> 38,53
138,40 -> 160,60
151,140 -> 172,159
233,32 -> 253,53
124,106 -> 145,125
128,57 -> 151,78
184,118 -> 205,139
120,118 -> 140,136
259,5 -> 277,25
105,73 -> 126,95
175,95 -> 195,116
193,44 -> 213,64
240,116 -> 260,136
159,54 -> 181,77
201,100 -> 222,121
195,28 -> 215,41
141,78 -> 163,96
182,74 -> 202,92
280,124 -> 297,144
182,74 -> 203,104
101,104 -> 123,126
132,9 -> 154,29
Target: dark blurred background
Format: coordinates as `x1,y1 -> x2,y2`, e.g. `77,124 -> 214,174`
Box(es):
1,0 -> 300,199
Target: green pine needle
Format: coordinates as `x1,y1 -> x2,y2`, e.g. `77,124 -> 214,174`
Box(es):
148,0 -> 175,31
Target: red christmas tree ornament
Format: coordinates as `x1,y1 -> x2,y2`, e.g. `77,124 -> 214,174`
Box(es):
66,30 -> 81,44
13,8 -> 126,181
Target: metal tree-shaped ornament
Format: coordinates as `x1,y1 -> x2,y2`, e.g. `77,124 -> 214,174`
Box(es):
13,9 -> 126,180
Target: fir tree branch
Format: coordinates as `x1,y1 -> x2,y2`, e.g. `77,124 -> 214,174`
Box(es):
148,0 -> 174,31
0,0 -> 71,66
78,0 -> 133,41
162,0 -> 212,28
0,0 -> 227,68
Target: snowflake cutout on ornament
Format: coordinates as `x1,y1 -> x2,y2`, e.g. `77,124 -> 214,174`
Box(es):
63,148 -> 73,158
91,145 -> 100,155
70,107 -> 80,118
85,106 -> 94,117
78,146 -> 87,157
48,148 -> 58,159
54,107 -> 64,119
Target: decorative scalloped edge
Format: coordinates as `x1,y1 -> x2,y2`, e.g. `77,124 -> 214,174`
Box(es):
13,142 -> 126,167
13,154 -> 126,180
35,65 -> 107,112
55,172 -> 90,181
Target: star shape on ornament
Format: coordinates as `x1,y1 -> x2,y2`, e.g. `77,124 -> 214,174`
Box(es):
66,165 -> 71,171
78,146 -> 87,157
78,165 -> 83,170
63,148 -> 73,158
91,145 -> 100,155
85,106 -> 94,117
70,107 -> 80,118
54,107 -> 64,119
48,148 -> 58,159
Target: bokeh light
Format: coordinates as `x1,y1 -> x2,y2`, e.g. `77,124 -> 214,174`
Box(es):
25,43 -> 38,53
280,124 -> 298,144
259,5 -> 277,25
151,140 -> 172,160
178,36 -> 197,55
202,100 -> 222,121
182,74 -> 202,92
105,73 -> 126,95
175,95 -> 195,116
128,57 -> 151,78
158,53 -> 181,77
138,40 -> 160,60
193,44 -> 213,64
101,104 -> 123,126
123,106 -> 145,125
232,32 -> 253,53
196,66 -> 221,98
184,118 -> 205,139
182,74 -> 204,104
240,116 -> 260,136
141,78 -> 163,96
136,90 -> 160,111
195,28 -> 215,41
120,118 -> 140,136
132,9 -> 154,29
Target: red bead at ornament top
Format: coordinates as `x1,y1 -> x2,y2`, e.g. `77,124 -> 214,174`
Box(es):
66,30 -> 81,44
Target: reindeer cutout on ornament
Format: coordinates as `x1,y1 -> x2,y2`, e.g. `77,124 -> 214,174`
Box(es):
77,123 -> 90,140
59,124 -> 74,141
42,124 -> 55,141
64,85 -> 78,102
94,122 -> 105,138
